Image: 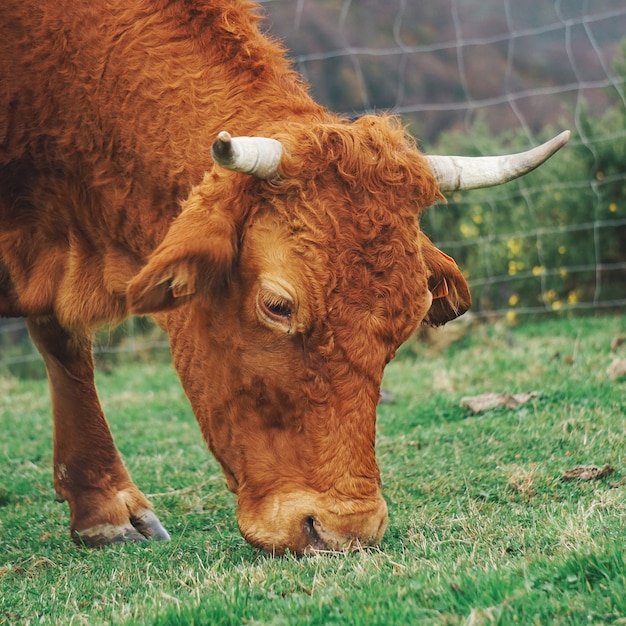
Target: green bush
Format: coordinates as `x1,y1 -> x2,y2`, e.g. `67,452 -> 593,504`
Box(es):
423,44 -> 626,318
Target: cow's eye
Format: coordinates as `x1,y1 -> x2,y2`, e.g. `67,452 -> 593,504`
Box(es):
256,287 -> 295,332
264,298 -> 292,318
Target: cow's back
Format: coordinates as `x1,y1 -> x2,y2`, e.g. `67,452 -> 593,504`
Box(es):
1,0 -> 310,171
0,0 -> 320,325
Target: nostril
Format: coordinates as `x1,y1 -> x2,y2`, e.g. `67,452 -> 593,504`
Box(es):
302,516 -> 326,551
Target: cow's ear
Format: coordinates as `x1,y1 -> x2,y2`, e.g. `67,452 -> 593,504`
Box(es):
127,202 -> 237,314
420,232 -> 471,327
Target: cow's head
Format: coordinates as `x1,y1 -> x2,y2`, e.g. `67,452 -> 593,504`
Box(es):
127,117 -> 568,554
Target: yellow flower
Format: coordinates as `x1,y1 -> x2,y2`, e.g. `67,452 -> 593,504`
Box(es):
596,171 -> 604,180
507,239 -> 522,256
460,223 -> 478,238
472,214 -> 483,225
567,292 -> 578,305
508,261 -> 517,276
559,268 -> 568,278
609,203 -> 617,213
558,245 -> 566,254
532,266 -> 545,276
551,300 -> 562,310
509,294 -> 519,306
506,310 -> 517,323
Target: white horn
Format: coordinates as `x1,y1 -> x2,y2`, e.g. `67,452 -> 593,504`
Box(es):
427,130 -> 571,192
211,131 -> 283,179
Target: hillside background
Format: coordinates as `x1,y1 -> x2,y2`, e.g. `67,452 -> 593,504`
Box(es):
260,0 -> 626,145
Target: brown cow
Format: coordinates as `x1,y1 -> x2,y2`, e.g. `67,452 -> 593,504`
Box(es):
0,0 -> 568,554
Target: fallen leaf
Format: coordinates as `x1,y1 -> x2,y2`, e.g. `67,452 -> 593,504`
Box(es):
610,335 -> 625,351
607,358 -> 626,381
459,392 -> 538,414
561,464 -> 614,482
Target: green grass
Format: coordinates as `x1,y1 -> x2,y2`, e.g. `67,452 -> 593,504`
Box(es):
1,315 -> 625,625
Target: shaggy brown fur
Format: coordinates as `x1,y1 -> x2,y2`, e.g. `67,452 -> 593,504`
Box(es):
1,0 -> 470,553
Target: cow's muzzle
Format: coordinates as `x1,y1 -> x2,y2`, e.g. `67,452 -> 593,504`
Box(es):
236,489 -> 388,555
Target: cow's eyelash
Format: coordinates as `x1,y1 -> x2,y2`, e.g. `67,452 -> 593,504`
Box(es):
256,287 -> 296,333
262,293 -> 292,318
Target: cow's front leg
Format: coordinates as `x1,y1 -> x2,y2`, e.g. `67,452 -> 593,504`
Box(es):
26,316 -> 170,546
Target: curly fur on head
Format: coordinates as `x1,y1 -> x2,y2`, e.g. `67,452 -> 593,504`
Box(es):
275,115 -> 441,208
256,115 -> 469,333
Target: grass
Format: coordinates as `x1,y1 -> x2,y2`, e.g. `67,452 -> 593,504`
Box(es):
1,314 -> 625,625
